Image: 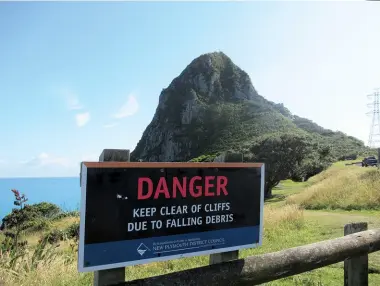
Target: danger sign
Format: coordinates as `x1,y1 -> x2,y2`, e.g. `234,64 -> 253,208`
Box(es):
78,162 -> 264,272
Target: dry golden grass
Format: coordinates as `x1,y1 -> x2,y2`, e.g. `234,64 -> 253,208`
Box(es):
263,204 -> 305,242
51,217 -> 80,230
0,252 -> 91,286
287,166 -> 380,210
264,203 -> 304,228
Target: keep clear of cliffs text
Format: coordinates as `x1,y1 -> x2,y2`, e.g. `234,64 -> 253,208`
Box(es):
127,175 -> 234,232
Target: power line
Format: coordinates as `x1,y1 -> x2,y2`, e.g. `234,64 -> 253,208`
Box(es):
367,88 -> 380,148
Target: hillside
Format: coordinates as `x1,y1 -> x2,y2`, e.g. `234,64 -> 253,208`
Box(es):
131,52 -> 367,162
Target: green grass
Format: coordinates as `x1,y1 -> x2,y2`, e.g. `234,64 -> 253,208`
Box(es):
267,180 -> 311,206
265,267 -> 380,286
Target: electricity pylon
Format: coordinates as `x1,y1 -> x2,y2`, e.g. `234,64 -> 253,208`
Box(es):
367,88 -> 380,148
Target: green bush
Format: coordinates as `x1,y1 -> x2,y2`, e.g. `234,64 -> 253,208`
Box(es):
23,217 -> 51,232
1,202 -> 62,231
44,229 -> 67,244
42,222 -> 79,245
189,153 -> 219,162
65,222 -> 79,241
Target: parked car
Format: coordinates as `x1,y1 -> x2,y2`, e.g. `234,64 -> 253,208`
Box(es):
362,156 -> 378,167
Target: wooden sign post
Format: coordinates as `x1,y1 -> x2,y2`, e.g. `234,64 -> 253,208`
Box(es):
209,152 -> 254,265
344,222 -> 368,286
94,149 -> 130,286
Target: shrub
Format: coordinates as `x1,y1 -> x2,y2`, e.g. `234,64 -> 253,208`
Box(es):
1,202 -> 62,230
42,222 -> 79,245
338,154 -> 358,161
44,229 -> 67,245
23,217 -> 51,233
65,222 -> 79,241
189,153 -> 219,162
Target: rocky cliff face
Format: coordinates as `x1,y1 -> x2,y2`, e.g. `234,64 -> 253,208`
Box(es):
131,52 -> 366,162
131,52 -> 269,162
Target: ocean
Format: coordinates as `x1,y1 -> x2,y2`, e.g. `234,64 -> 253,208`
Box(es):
0,177 -> 80,220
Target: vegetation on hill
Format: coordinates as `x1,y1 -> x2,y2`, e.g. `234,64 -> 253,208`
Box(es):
289,115 -> 367,159
186,97 -> 367,163
1,199 -> 78,235
2,201 -> 61,230
191,135 -> 335,198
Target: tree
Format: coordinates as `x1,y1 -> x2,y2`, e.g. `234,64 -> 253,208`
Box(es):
2,189 -> 29,251
249,133 -> 310,198
291,144 -> 333,182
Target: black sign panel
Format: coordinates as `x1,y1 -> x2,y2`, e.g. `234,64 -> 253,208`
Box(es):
78,162 -> 264,272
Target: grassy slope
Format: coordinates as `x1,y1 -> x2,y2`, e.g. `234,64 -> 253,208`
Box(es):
287,160 -> 380,210
2,162 -> 380,285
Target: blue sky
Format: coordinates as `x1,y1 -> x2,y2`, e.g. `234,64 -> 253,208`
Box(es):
0,1 -> 379,178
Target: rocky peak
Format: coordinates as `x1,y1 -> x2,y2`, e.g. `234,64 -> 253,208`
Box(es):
131,52 -> 264,162
160,52 -> 258,105
179,51 -> 236,79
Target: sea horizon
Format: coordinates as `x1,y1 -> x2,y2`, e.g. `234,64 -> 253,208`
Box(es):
0,177 -> 81,220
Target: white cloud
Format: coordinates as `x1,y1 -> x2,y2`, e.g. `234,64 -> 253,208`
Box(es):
103,122 -> 119,129
60,88 -> 83,110
0,154 -> 80,178
23,153 -> 70,168
75,112 -> 90,127
67,96 -> 83,110
112,94 -> 139,119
